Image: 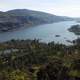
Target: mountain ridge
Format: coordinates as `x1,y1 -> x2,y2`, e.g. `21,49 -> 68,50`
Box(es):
0,9 -> 73,32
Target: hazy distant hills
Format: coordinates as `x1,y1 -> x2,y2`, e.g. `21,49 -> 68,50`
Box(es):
0,9 -> 73,32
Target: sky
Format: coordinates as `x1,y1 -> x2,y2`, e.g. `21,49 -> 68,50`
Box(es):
0,0 -> 80,17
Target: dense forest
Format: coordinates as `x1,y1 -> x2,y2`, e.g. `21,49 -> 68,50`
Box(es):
0,39 -> 80,80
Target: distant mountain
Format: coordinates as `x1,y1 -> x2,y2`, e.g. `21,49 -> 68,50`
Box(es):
0,9 -> 73,32
74,18 -> 80,23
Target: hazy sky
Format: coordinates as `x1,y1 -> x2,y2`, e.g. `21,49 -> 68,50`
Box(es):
0,0 -> 80,17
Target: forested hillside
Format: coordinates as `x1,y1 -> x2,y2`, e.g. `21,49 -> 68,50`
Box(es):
0,39 -> 80,80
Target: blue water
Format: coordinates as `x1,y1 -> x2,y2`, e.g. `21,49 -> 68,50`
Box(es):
0,21 -> 79,44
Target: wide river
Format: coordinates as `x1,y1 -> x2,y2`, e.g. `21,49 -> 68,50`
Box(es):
0,21 -> 79,45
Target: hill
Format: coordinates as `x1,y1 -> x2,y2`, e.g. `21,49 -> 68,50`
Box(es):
68,24 -> 80,35
0,9 -> 73,32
